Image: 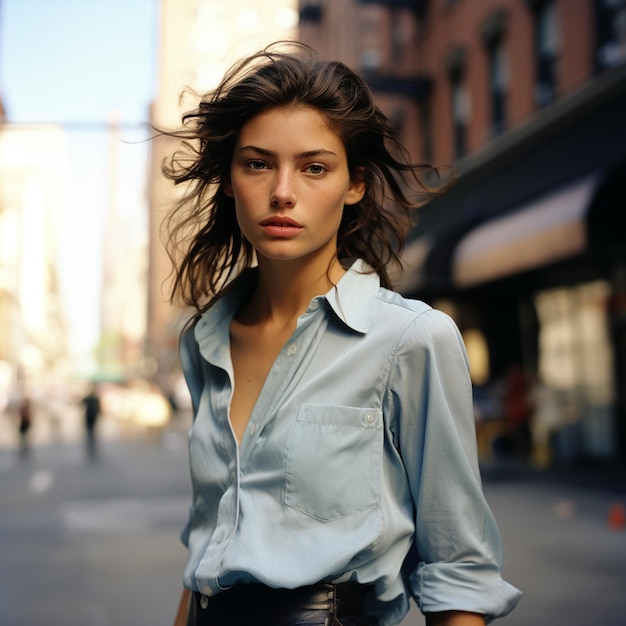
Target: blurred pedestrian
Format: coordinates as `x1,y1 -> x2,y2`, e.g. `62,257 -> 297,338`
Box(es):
503,363 -> 532,460
161,42 -> 521,626
81,384 -> 101,461
17,395 -> 32,458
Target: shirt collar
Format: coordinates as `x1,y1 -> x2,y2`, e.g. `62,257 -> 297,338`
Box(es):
195,259 -> 380,348
193,271 -> 256,365
324,259 -> 380,334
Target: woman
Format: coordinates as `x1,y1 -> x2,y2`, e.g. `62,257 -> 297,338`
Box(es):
162,42 -> 521,626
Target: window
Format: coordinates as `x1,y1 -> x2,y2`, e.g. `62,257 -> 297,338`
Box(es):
418,98 -> 433,163
534,281 -> 616,459
595,0 -> 626,69
451,69 -> 470,159
390,8 -> 410,64
532,1 -> 559,107
299,1 -> 323,23
486,38 -> 508,135
446,46 -> 469,159
481,10 -> 508,135
360,48 -> 382,71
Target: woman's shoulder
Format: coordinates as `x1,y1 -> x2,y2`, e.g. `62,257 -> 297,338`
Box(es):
375,287 -> 451,325
374,287 -> 463,347
377,286 -> 432,315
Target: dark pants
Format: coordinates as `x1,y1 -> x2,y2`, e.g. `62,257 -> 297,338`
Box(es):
187,582 -> 377,626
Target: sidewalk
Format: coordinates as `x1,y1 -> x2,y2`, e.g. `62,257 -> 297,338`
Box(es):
481,456 -> 626,495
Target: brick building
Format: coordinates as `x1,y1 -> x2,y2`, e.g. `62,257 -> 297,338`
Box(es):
299,0 -> 626,464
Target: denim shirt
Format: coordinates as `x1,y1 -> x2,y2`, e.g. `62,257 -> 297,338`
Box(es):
179,260 -> 521,624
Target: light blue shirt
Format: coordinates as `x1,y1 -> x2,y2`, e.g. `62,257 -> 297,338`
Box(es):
179,260 -> 521,624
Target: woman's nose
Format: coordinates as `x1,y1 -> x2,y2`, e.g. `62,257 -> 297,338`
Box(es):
270,170 -> 296,207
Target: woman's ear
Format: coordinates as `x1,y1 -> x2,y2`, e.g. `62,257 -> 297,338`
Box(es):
222,179 -> 234,198
345,171 -> 366,206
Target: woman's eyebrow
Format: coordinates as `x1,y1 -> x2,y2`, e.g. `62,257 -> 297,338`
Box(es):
298,149 -> 338,158
238,145 -> 338,159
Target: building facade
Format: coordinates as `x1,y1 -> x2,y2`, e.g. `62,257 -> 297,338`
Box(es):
0,125 -> 68,407
299,0 -> 626,465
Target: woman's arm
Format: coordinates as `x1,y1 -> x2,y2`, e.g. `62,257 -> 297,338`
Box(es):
173,588 -> 191,626
426,611 -> 485,626
390,309 -> 521,620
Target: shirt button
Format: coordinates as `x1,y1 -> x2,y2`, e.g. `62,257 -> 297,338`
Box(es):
202,585 -> 212,596
249,423 -> 257,435
310,299 -> 320,310
215,532 -> 224,543
200,595 -> 209,609
365,412 -> 376,424
287,344 -> 298,356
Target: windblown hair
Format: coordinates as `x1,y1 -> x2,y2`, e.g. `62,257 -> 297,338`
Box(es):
161,41 -> 452,314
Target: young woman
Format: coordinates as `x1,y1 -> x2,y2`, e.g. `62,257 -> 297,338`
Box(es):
162,42 -> 521,626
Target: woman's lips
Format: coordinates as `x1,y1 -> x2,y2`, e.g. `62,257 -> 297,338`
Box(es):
259,217 -> 303,237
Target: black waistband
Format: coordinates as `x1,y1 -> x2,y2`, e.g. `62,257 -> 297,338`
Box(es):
193,581 -> 371,613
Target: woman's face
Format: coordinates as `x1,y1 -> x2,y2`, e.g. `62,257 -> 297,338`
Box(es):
226,105 -> 365,267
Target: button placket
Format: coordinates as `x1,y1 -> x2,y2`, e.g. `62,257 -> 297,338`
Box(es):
238,311 -> 326,470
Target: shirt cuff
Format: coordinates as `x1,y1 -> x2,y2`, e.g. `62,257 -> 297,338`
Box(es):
411,561 -> 522,623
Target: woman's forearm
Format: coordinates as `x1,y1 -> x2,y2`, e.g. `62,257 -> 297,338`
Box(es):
425,611 -> 486,626
173,588 -> 191,626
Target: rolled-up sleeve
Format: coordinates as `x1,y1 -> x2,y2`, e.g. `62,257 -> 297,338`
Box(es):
391,308 -> 521,622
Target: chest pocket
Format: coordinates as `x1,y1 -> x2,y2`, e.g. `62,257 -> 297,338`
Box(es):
285,404 -> 383,521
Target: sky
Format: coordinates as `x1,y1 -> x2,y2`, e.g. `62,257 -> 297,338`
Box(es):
0,0 -> 157,125
0,0 -> 158,367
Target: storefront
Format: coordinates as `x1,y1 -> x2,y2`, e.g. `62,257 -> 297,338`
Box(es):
398,80 -> 626,465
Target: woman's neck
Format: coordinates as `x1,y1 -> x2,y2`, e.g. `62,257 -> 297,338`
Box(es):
237,256 -> 345,327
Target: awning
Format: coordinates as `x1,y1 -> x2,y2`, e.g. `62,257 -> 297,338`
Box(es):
452,173 -> 600,288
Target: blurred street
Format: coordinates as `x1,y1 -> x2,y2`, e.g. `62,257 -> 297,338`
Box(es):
1,426 -> 625,626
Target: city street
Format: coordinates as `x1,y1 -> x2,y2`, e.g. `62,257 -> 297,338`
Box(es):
1,427 -> 625,626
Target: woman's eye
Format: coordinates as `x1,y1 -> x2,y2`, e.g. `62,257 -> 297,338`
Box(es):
306,163 -> 326,175
247,160 -> 267,170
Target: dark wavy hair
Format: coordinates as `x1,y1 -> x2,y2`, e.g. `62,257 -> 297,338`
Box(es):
160,41 -> 452,314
